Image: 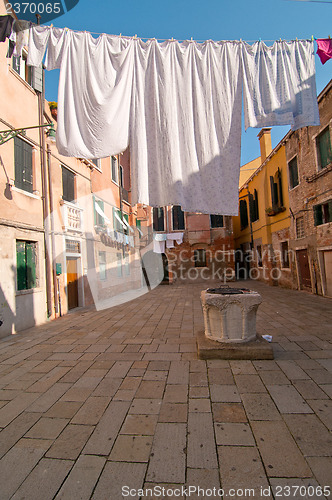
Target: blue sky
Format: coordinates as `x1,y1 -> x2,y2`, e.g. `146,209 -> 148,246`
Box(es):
44,0 -> 331,165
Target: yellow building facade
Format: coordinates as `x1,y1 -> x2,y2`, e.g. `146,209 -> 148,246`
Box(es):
233,129 -> 293,288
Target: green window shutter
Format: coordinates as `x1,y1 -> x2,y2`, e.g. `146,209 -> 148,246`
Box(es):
278,171 -> 284,207
31,65 -> 43,93
12,55 -> 20,74
97,200 -> 105,226
314,205 -> 323,226
289,158 -> 299,188
23,140 -> 33,193
93,195 -> 97,226
172,205 -> 185,230
328,201 -> 332,223
318,128 -> 332,169
136,219 -> 142,238
239,200 -> 248,230
249,193 -> 255,222
14,137 -> 24,190
16,241 -> 26,290
62,167 -> 75,202
26,243 -> 36,288
270,176 -> 276,207
254,189 -> 259,221
123,213 -> 129,234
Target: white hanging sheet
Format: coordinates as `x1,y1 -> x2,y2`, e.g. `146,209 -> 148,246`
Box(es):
28,28 -> 319,216
241,40 -> 319,130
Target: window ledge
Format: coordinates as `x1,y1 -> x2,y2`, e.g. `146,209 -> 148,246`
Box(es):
12,186 -> 40,200
16,287 -> 42,296
9,68 -> 36,95
306,163 -> 332,183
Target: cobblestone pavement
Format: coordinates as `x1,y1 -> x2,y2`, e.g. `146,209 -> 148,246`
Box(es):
0,280 -> 331,500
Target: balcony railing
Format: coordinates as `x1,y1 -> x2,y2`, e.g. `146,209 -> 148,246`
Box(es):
62,201 -> 83,233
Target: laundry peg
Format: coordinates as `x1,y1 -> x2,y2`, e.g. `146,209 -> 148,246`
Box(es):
134,34 -> 137,39
311,35 -> 314,41
119,33 -> 122,38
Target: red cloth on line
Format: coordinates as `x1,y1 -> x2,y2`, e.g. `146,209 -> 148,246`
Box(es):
316,38 -> 332,64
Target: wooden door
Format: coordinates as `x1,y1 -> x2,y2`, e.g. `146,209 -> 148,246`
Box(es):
66,257 -> 79,310
297,250 -> 311,289
323,251 -> 332,297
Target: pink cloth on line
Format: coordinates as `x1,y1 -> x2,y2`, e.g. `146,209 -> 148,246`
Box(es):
316,38 -> 332,65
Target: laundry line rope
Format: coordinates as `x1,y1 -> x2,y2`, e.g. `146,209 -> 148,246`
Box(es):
51,27 -> 313,44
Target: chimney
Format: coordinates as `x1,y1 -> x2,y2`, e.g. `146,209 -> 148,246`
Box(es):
257,128 -> 272,163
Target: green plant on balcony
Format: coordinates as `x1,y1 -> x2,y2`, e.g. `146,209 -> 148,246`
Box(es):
265,206 -> 286,216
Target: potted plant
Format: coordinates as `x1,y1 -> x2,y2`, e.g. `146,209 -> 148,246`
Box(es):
49,101 -> 58,120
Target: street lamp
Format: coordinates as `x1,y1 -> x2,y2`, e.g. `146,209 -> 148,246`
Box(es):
0,122 -> 56,145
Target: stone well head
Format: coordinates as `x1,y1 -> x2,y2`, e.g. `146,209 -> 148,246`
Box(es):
201,287 -> 262,343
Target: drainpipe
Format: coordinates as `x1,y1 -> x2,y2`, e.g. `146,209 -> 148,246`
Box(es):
47,144 -> 59,315
38,89 -> 53,317
117,154 -> 125,257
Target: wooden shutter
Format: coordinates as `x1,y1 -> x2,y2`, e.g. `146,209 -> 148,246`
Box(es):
173,205 -> 185,230
254,189 -> 259,221
16,241 -> 26,290
62,167 -> 75,202
14,137 -> 24,190
23,141 -> 33,193
278,170 -> 284,207
270,176 -> 276,207
313,205 -> 323,226
249,193 -> 255,222
26,242 -> 36,288
239,200 -> 248,229
318,128 -> 332,169
153,208 -> 164,231
31,65 -> 43,93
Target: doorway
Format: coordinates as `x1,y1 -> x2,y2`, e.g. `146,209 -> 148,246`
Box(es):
66,257 -> 79,309
297,249 -> 312,290
323,250 -> 332,297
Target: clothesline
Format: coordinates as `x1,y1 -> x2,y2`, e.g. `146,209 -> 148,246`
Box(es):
48,27 -> 315,44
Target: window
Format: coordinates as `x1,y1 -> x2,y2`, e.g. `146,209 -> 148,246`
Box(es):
296,217 -> 305,239
288,157 -> 299,189
16,241 -> 37,291
91,158 -> 101,170
117,253 -> 122,277
281,241 -> 290,268
123,213 -> 129,235
239,199 -> 248,230
194,249 -> 206,267
111,156 -> 118,183
172,205 -> 185,230
14,137 -> 33,193
136,219 -> 142,238
314,200 -> 332,226
270,168 -> 284,209
62,167 -> 75,203
124,253 -> 130,276
316,127 -> 332,170
153,207 -> 165,232
249,189 -> 259,222
119,165 -> 124,187
12,52 -> 43,91
99,251 -> 106,280
66,240 -> 81,253
94,198 -> 105,227
113,208 -> 127,233
13,55 -> 32,85
256,245 -> 262,267
210,214 -> 224,228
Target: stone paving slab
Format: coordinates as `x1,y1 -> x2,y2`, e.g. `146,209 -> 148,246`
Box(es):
0,280 -> 331,498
